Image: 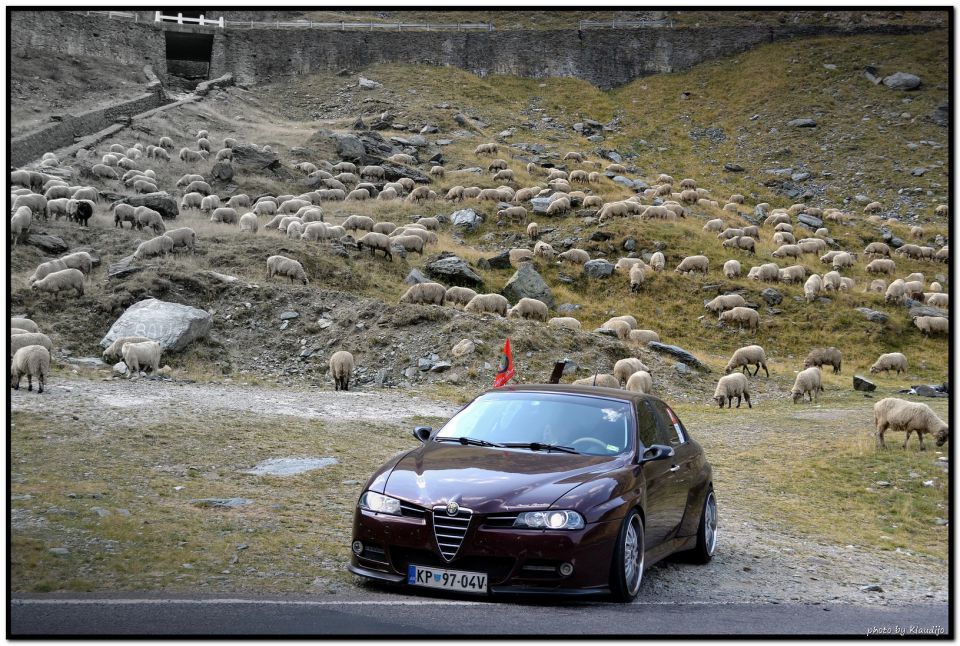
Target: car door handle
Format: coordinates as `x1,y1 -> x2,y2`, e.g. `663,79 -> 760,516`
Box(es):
669,464 -> 680,472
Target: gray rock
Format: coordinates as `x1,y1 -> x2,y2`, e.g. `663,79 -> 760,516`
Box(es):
593,327 -> 620,338
582,259 -> 615,279
210,161 -> 234,183
934,518 -> 949,526
797,213 -> 824,230
502,264 -> 554,308
112,361 -> 128,376
912,384 -> 948,398
450,208 -> 482,231
590,231 -> 612,242
760,288 -> 783,305
674,362 -> 693,375
451,339 -> 475,357
623,238 -> 637,252
418,358 -> 432,371
228,144 -> 283,177
882,72 -> 921,90
909,305 -> 948,319
853,375 -> 877,392
101,298 -> 213,352
243,457 -> 337,476
26,234 -> 69,254
424,254 -> 483,288
49,547 -> 70,556
403,268 -> 430,285
612,175 -> 636,189
420,125 -> 439,134
358,76 -> 383,90
379,163 -> 431,184
911,167 -> 927,177
859,584 -> 883,593
863,66 -> 884,84
791,171 -> 812,182
191,498 -> 254,508
856,307 -> 889,324
279,311 -> 299,321
605,151 -> 622,163
556,303 -> 581,314
587,135 -> 605,143
478,250 -> 512,271
390,135 -> 427,148
430,361 -> 452,373
334,135 -> 366,162
724,163 -> 745,172
530,197 -> 553,214
116,192 -> 180,219
647,342 -> 710,372
754,204 -> 769,218
787,118 -> 817,128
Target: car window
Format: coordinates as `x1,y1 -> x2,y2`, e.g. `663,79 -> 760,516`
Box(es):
636,402 -> 659,449
649,400 -> 686,447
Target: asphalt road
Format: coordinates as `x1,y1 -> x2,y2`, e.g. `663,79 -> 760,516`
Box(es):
10,594 -> 950,636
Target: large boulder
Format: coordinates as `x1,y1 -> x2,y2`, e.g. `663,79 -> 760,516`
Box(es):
231,144 -> 283,175
882,72 -> 922,90
118,192 -> 179,219
855,307 -> 888,324
909,305 -> 948,319
797,213 -> 824,230
100,298 -> 212,352
501,264 -> 554,308
583,259 -> 615,279
647,342 -> 710,372
26,234 -> 69,254
334,134 -> 366,162
209,161 -> 234,183
423,254 -> 483,288
853,375 -> 876,392
379,163 -> 431,184
530,197 -> 553,214
450,208 -> 482,232
478,250 -> 512,271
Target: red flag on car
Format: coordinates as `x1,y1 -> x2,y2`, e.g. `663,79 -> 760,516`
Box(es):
493,338 -> 515,388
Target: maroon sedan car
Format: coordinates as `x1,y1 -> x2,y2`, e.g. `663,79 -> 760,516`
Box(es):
348,385 -> 716,601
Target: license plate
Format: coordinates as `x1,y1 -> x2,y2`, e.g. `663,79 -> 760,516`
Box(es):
407,564 -> 488,594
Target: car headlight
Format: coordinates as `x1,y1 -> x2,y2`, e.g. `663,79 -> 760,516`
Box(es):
513,510 -> 584,530
358,491 -> 402,515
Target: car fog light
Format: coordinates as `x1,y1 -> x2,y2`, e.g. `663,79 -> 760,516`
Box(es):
559,562 -> 574,577
352,540 -> 363,555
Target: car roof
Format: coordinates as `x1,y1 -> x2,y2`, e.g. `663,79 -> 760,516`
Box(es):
490,383 -> 665,407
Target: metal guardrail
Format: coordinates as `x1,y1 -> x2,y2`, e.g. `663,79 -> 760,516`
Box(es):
81,11 -> 492,31
578,19 -> 673,29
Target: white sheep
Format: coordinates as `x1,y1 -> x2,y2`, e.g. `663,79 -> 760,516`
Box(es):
725,345 -> 769,377
28,259 -> 69,284
572,374 -> 620,388
703,219 -> 724,233
238,212 -> 259,233
211,207 -> 238,224
705,294 -> 746,316
10,206 -> 32,246
102,335 -> 153,362
357,232 -> 393,260
823,271 -> 843,292
803,347 -> 842,373
864,242 -> 891,258
329,350 -> 355,391
913,316 -> 948,336
625,370 -> 653,394
11,345 -> 50,393
628,330 -> 659,345
391,235 -> 425,256
866,258 -> 895,274
266,255 -> 308,284
10,317 -> 40,333
507,298 -> 549,322
614,358 -> 650,386
869,352 -> 907,375
804,274 -> 823,303
342,214 -> 375,232
30,268 -> 84,298
558,249 -> 590,264
790,367 -> 823,404
134,207 -> 165,235
526,222 -> 539,240
444,286 -> 478,308
925,293 -> 948,308
400,282 -> 447,306
629,264 -> 645,292
675,255 -> 709,274
713,373 -> 752,408
9,332 -> 53,357
606,315 -> 637,329
133,235 -> 175,260
601,319 -> 631,339
874,398 -> 948,450
121,340 -> 162,377
723,259 -> 741,279
534,241 -> 556,261
719,307 -> 760,331
779,265 -> 806,284
59,251 -> 94,276
772,244 -> 801,259
465,293 -> 509,317
547,317 -> 581,331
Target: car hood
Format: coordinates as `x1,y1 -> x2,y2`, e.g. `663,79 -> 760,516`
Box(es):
383,442 -> 625,513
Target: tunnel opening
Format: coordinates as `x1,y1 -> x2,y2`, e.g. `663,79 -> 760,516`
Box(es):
164,31 -> 214,84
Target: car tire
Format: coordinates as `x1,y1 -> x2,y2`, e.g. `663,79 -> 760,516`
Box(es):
609,509 -> 644,602
688,488 -> 718,564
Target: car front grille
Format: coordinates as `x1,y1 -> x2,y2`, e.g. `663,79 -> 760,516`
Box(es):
399,501 -> 426,519
432,506 -> 472,561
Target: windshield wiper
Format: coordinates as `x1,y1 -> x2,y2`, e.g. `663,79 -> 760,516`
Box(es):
501,442 -> 580,454
434,436 -> 504,448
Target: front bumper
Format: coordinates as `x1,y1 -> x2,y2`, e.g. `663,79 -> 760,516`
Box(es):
349,508 -> 620,595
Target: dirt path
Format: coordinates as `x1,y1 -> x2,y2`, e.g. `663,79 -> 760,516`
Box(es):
10,376 -> 947,605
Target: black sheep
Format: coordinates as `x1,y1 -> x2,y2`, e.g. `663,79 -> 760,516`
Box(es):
74,201 -> 93,226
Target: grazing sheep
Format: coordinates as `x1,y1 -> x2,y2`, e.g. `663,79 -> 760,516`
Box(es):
722,236 -> 756,254
474,143 -> 498,155
404,186 -> 431,204
360,165 -> 385,180
790,367 -> 823,404
507,297 -> 549,322
629,264 -> 646,292
444,286 -> 478,308
797,238 -> 827,254
210,207 -> 238,224
526,222 -> 539,240
9,332 -> 53,357
558,248 -> 590,264
465,293 -> 509,316
819,270 -> 841,292
416,217 -> 440,231
864,242 -> 891,258
357,232 -> 393,260
101,335 -> 153,363
874,398 -> 948,450
300,222 -> 328,242
613,358 -> 650,386
625,371 -> 653,394
723,259 -> 741,279
772,231 -> 796,246
372,221 -> 397,235
133,235 -> 175,260
10,318 -> 40,333
534,241 -> 555,261
705,294 -> 747,316
725,345 -> 769,377
28,259 -> 69,284
831,251 -> 856,270
30,268 -> 84,298
400,282 -> 447,306
121,340 -> 162,377
497,206 -> 527,226
910,225 -> 923,239
719,307 -> 760,331
58,251 -> 94,276
746,263 -> 779,282
601,319 -> 631,339
883,278 -> 907,303
867,279 -> 888,294
387,153 -> 416,165
573,374 -> 620,388
342,215 -> 375,233
391,235 -> 425,256
607,164 -> 627,174
913,316 -> 948,336
718,227 -> 744,240
548,317 -> 582,331
237,212 -> 259,234
703,219 -> 724,233
628,330 -> 659,345
866,258 -> 896,274
13,193 -> 47,218
713,373 -> 752,408
870,352 -> 908,375
772,244 -> 801,259
10,206 -> 32,245
286,221 -> 304,239
779,265 -> 806,284
675,255 -> 709,275
803,274 -> 823,302
266,255 -> 308,285
563,152 -> 584,163
493,169 -> 515,182
546,197 -> 571,216
902,280 -> 924,300
803,347 -> 842,374
179,149 -> 206,163
10,345 -> 50,393
329,350 -> 355,391
925,293 -> 948,308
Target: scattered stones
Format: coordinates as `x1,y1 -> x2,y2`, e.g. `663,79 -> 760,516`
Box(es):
787,118 -> 817,128
882,72 -> 922,90
855,307 -> 888,324
791,171 -> 812,182
191,498 -> 254,508
760,288 -> 783,306
243,457 -> 337,476
724,163 -> 744,172
911,167 -> 927,177
502,264 -> 554,308
853,375 -> 876,392
590,231 -> 612,242
101,298 -> 213,352
675,362 -> 693,375
934,518 -> 949,526
556,303 -> 581,314
647,342 -> 710,372
429,361 -> 452,373
582,259 -> 615,279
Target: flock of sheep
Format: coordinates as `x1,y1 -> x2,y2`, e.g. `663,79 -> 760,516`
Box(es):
8,116 -> 949,451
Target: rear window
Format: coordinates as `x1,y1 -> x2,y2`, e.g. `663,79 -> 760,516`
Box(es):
437,391 -> 634,455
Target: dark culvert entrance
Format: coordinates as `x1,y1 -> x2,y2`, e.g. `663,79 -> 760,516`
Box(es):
164,30 -> 214,90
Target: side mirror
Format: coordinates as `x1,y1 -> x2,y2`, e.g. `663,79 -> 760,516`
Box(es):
413,426 -> 433,443
641,444 -> 675,463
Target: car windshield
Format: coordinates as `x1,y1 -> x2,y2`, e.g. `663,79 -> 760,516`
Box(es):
435,391 -> 634,456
